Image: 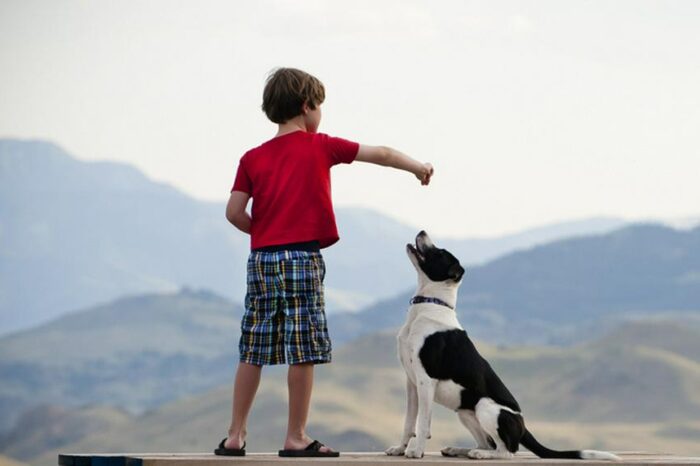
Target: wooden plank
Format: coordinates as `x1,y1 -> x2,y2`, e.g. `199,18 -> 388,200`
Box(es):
57,452 -> 700,465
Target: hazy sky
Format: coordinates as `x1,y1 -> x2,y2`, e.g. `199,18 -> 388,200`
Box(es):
2,0 -> 699,237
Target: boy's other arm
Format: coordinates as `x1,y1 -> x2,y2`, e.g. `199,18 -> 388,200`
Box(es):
355,145 -> 434,185
225,191 -> 252,234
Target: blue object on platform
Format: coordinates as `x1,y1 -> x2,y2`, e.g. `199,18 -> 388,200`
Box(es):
58,455 -> 143,466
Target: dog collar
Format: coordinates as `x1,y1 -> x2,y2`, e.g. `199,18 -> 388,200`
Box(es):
409,295 -> 454,310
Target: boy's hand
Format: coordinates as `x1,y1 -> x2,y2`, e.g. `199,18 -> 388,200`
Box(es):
416,163 -> 434,185
355,145 -> 433,185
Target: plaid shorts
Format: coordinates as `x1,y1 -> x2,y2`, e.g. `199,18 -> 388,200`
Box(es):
238,249 -> 332,366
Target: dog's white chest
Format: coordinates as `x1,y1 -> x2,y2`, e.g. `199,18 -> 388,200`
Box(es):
397,307 -> 462,383
397,325 -> 464,411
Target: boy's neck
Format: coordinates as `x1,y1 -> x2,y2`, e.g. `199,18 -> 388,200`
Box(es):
276,116 -> 308,138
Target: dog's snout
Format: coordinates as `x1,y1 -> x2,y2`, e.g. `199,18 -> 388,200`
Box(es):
416,231 -> 434,251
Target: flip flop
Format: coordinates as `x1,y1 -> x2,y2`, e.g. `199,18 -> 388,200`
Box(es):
279,439 -> 340,457
214,438 -> 246,456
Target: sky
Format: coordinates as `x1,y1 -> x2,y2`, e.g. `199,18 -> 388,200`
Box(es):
1,0 -> 699,238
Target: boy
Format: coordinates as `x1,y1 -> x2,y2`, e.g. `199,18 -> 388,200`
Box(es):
216,67 -> 433,457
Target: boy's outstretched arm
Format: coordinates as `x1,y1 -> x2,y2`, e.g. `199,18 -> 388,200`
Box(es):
226,191 -> 252,233
355,145 -> 434,185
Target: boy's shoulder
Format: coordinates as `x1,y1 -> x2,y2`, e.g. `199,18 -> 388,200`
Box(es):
243,131 -> 337,159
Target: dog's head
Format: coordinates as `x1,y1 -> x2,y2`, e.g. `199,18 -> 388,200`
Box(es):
406,230 -> 465,286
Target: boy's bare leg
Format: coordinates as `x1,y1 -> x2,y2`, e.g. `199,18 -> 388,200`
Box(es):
284,362 -> 334,453
225,362 -> 262,449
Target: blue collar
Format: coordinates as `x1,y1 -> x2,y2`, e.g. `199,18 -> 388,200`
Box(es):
409,295 -> 454,310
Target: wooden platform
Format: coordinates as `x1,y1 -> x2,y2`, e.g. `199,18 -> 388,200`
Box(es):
57,451 -> 700,465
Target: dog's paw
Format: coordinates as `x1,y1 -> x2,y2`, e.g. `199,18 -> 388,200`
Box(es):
467,449 -> 513,460
405,447 -> 424,459
405,439 -> 424,459
441,447 -> 471,458
466,449 -> 490,459
385,445 -> 407,456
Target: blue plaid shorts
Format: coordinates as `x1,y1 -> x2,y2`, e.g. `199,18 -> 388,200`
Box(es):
238,250 -> 331,365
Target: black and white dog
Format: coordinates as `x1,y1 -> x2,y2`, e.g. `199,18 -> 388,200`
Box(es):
385,231 -> 619,460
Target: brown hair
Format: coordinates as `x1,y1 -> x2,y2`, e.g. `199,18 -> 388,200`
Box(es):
261,67 -> 325,124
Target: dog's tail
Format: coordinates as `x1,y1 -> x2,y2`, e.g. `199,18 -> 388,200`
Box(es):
520,429 -> 620,461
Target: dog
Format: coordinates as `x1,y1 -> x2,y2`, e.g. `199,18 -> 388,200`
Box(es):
385,231 -> 619,460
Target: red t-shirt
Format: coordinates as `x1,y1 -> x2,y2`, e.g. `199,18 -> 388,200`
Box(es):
231,131 -> 359,249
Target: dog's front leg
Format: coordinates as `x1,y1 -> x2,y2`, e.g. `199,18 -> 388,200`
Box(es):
405,376 -> 435,459
386,377 -> 418,456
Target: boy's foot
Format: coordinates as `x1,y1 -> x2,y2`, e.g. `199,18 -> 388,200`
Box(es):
224,434 -> 245,450
279,439 -> 339,457
214,436 -> 246,456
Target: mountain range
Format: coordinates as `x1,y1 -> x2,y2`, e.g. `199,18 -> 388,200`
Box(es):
1,138 -> 635,334
2,137 -> 699,464
2,215 -> 700,431
334,223 -> 700,346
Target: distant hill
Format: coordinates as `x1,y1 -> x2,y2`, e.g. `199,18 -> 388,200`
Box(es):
460,224 -> 700,324
0,455 -> 29,466
494,319 -> 700,423
2,223 -> 699,431
13,318 -> 700,465
331,318 -> 700,424
0,404 -> 130,461
440,216 -> 629,266
333,223 -> 700,345
0,139 -> 249,334
324,210 -> 627,313
0,288 -> 242,432
0,138 -> 631,334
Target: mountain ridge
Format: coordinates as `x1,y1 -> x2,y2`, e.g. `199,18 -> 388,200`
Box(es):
1,137 -> 641,334
332,222 -> 700,345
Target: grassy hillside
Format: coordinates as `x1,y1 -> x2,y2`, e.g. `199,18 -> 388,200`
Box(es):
0,405 -> 130,460
0,289 -> 243,431
16,318 -> 700,465
491,320 -> 700,423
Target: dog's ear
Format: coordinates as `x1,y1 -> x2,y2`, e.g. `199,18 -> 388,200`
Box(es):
448,263 -> 465,282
